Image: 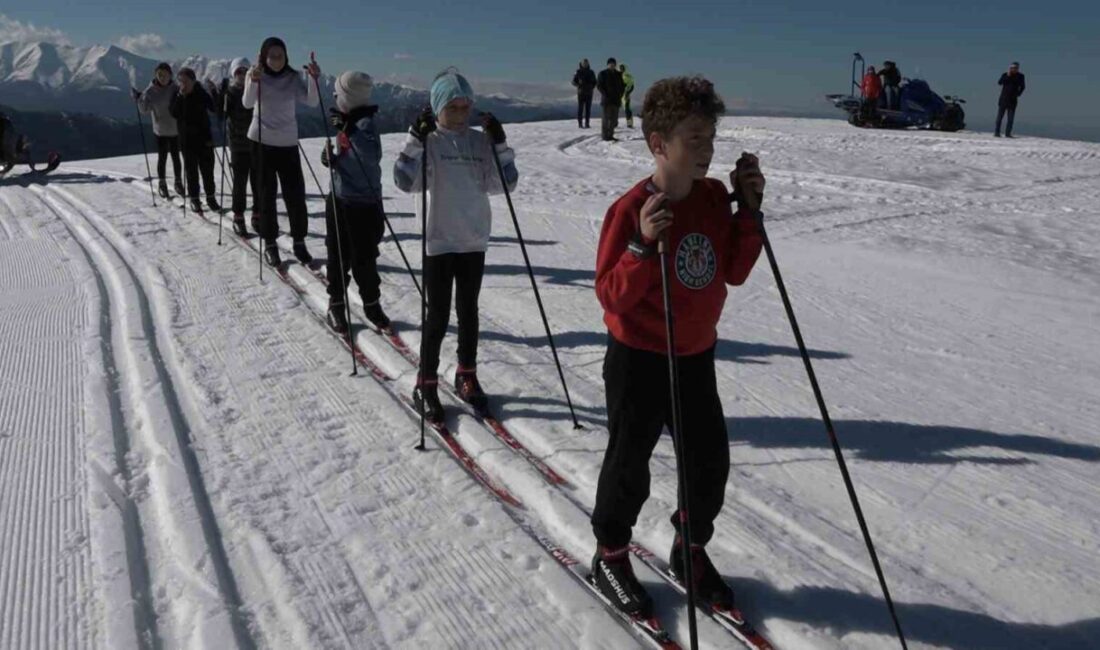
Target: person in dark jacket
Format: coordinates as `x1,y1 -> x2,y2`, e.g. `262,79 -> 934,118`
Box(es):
995,62 -> 1026,138
878,60 -> 901,110
572,59 -> 597,129
169,67 -> 220,213
596,57 -> 625,141
212,57 -> 257,235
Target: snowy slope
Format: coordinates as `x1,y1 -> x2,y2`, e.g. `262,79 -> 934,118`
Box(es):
1,117 -> 1099,649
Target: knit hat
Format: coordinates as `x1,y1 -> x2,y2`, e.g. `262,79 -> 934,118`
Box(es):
155,62 -> 172,75
430,68 -> 474,116
260,36 -> 290,75
230,57 -> 251,75
335,71 -> 374,113
177,67 -> 196,81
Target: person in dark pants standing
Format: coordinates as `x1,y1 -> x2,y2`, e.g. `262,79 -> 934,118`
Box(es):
995,62 -> 1026,138
168,67 -> 221,213
878,60 -> 902,110
572,59 -> 597,129
597,58 -> 626,141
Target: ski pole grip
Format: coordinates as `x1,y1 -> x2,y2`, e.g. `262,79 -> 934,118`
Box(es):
658,233 -> 669,255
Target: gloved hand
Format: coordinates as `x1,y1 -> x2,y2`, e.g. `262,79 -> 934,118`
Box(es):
409,107 -> 436,142
480,112 -> 506,144
329,107 -> 347,131
321,143 -> 332,168
131,87 -> 142,101
220,77 -> 230,93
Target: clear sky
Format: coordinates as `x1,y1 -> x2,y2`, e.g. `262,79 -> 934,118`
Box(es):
3,1 -> 1098,139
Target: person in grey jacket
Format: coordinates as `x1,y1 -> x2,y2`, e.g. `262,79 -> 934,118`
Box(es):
132,62 -> 184,198
242,36 -> 321,267
211,57 -> 257,236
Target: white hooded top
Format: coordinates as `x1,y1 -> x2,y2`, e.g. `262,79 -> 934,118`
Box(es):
241,68 -> 319,147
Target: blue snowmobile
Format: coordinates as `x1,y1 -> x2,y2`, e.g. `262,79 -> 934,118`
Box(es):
826,53 -> 966,132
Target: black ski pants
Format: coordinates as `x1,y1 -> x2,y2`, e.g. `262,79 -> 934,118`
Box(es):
601,104 -> 620,141
420,251 -> 486,378
230,148 -> 258,216
578,92 -> 593,127
325,195 -> 385,306
591,335 -> 730,549
252,141 -> 308,242
156,136 -> 182,183
996,105 -> 1017,136
182,142 -> 216,199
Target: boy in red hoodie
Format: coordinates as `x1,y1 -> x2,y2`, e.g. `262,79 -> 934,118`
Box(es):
590,76 -> 765,617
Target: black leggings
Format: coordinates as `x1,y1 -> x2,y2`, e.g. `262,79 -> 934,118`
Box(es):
420,251 -> 486,378
252,142 -> 308,241
577,93 -> 593,126
325,195 -> 384,305
156,136 -> 182,182
182,144 -> 216,199
230,149 -> 258,216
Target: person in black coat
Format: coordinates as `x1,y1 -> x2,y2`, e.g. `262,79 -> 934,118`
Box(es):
596,58 -> 625,141
572,59 -> 597,129
878,60 -> 901,110
995,62 -> 1026,138
169,67 -> 220,212
211,58 -> 257,235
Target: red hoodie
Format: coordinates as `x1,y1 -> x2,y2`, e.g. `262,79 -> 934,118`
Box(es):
596,177 -> 763,356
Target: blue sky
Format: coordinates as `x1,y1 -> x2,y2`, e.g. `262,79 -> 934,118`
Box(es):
3,1 -> 1098,139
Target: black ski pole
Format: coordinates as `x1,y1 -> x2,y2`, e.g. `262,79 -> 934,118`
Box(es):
488,139 -> 581,429
132,94 -> 157,207
749,201 -> 908,650
308,54 -> 357,376
415,125 -> 429,452
179,91 -> 187,220
346,145 -> 422,297
256,73 -> 264,282
657,230 -> 700,650
218,89 -> 229,246
299,141 -> 325,197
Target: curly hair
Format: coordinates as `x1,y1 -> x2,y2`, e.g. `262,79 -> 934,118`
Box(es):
641,76 -> 726,146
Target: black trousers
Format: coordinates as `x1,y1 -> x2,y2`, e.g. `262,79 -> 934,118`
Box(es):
182,143 -> 216,199
156,136 -> 182,182
230,149 -> 258,217
252,141 -> 308,241
420,251 -> 486,378
601,104 -> 620,140
996,105 -> 1017,136
591,335 -> 730,549
578,93 -> 593,127
325,195 -> 385,305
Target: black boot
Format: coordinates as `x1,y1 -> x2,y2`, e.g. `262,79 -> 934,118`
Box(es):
363,300 -> 391,330
250,212 -> 262,236
327,301 -> 349,335
412,376 -> 445,424
669,536 -> 735,609
174,179 -> 186,197
207,195 -> 222,212
189,197 -> 204,213
591,546 -> 653,617
158,180 -> 170,199
263,242 -> 282,268
454,367 -> 488,413
292,239 -> 312,265
232,214 -> 248,237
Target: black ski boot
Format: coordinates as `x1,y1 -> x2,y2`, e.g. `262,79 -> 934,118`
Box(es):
591,546 -> 653,618
454,367 -> 488,413
232,213 -> 248,237
174,179 -> 186,198
363,300 -> 391,331
250,211 -> 262,236
189,197 -> 204,213
412,376 -> 445,424
158,180 -> 170,199
207,195 -> 222,212
263,242 -> 282,268
292,239 -> 312,265
327,300 -> 349,335
669,535 -> 735,610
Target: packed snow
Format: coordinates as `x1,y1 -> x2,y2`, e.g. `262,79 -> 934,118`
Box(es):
1,117 -> 1098,649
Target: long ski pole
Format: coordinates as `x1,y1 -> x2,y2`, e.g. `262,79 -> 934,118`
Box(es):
416,121 -> 429,452
309,53 -> 357,376
133,96 -> 157,207
657,230 -> 699,650
218,90 -> 229,246
256,73 -> 264,282
488,140 -> 581,429
744,191 -> 908,650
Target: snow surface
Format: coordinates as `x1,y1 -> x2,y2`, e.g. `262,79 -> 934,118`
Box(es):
1,117 -> 1099,649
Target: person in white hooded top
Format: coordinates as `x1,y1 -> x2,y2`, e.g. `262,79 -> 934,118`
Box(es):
242,36 -> 320,267
393,68 -> 519,423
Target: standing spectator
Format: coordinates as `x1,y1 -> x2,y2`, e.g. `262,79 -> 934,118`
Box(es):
597,57 -> 626,141
619,63 -> 636,128
572,59 -> 597,129
995,62 -> 1026,138
878,60 -> 901,110
862,65 -> 882,113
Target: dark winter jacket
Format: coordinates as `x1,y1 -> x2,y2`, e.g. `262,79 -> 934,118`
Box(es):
597,68 -> 625,107
214,81 -> 255,153
878,63 -> 901,87
998,72 -> 1026,108
323,105 -> 383,204
573,65 -> 597,97
168,85 -> 215,149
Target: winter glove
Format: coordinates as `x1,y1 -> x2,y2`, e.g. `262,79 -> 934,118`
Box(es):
320,143 -> 332,168
329,107 -> 347,131
480,112 -> 506,145
409,108 -> 436,142
131,87 -> 142,101
220,78 -> 230,93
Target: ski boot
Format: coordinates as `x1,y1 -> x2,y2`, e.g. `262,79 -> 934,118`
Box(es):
591,546 -> 653,617
292,239 -> 312,265
158,180 -> 170,199
250,211 -> 262,236
189,197 -> 204,213
231,213 -> 248,237
263,242 -> 282,268
412,375 -> 445,424
206,194 -> 221,212
454,367 -> 488,413
174,178 -> 186,198
327,300 -> 349,335
669,535 -> 735,610
363,300 -> 391,331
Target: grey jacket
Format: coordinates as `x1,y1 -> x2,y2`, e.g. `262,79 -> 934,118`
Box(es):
138,81 -> 180,137
241,69 -> 318,148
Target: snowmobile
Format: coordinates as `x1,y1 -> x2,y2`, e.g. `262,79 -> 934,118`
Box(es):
826,53 -> 966,132
0,112 -> 61,177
